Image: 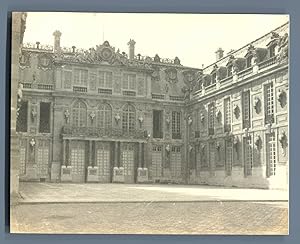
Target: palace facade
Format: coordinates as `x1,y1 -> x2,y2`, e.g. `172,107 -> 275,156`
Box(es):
16,22 -> 289,189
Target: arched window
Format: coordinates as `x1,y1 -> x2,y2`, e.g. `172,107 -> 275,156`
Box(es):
122,104 -> 135,133
97,103 -> 112,129
72,100 -> 87,127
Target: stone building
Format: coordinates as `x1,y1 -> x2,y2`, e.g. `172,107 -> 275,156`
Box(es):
15,21 -> 289,189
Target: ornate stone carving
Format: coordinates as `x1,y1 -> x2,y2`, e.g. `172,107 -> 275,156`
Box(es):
64,109 -> 70,123
174,57 -> 181,65
19,51 -> 31,68
277,33 -> 289,63
89,111 -> 96,122
30,138 -> 36,147
279,131 -> 288,156
38,53 -> 52,70
151,67 -> 160,81
165,68 -> 178,84
188,116 -> 193,126
215,108 -> 222,122
254,134 -> 262,150
278,89 -> 287,108
233,104 -> 240,119
254,97 -> 262,114
114,113 -> 121,124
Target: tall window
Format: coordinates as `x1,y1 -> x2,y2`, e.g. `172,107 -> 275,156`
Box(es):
243,136 -> 253,176
122,104 -> 135,133
242,90 -> 251,129
72,100 -> 87,127
63,70 -> 72,89
16,100 -> 28,132
224,98 -> 231,132
265,83 -> 274,124
98,71 -> 113,88
97,104 -> 112,130
74,69 -> 88,86
123,74 -> 136,90
266,132 -> 276,177
153,110 -> 163,138
246,55 -> 253,68
172,111 -> 181,139
208,103 -> 215,135
39,102 -> 51,133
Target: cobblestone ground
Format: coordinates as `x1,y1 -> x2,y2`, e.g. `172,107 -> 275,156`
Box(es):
10,201 -> 288,235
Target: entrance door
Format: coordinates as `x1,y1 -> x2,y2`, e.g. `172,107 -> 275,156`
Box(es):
243,136 -> 253,176
37,140 -> 50,179
209,142 -> 215,176
170,146 -> 181,179
122,143 -> 135,183
266,132 -> 276,177
96,142 -> 111,182
152,145 -> 163,179
71,141 -> 86,182
225,140 -> 233,176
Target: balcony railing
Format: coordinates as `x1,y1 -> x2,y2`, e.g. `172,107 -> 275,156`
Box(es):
98,88 -> 112,95
62,125 -> 146,139
37,84 -> 53,90
258,56 -> 277,69
169,95 -> 184,101
152,93 -> 165,100
73,86 -> 87,93
123,90 -> 136,96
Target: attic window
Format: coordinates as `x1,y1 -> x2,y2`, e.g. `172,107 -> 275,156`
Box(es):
269,44 -> 276,58
246,55 -> 253,68
211,72 -> 217,84
227,65 -> 233,77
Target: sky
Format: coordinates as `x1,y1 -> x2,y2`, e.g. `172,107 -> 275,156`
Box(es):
23,13 -> 289,69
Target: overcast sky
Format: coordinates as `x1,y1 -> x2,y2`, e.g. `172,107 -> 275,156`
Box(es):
23,12 -> 288,69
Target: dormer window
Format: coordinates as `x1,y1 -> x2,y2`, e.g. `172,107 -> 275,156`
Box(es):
246,55 -> 253,68
269,44 -> 276,58
227,65 -> 233,77
211,72 -> 217,84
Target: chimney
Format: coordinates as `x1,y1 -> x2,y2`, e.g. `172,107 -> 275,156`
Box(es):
215,48 -> 224,61
53,30 -> 62,52
127,39 -> 136,60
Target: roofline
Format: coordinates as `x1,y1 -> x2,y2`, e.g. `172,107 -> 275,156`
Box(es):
203,21 -> 289,70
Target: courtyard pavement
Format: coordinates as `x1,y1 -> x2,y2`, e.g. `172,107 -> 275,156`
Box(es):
12,183 -> 288,234
18,182 -> 288,203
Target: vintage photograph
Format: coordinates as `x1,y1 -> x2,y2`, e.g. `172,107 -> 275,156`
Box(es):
10,12 -> 289,234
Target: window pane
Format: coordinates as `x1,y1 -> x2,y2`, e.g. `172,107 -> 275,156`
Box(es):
16,101 -> 28,132
39,102 -> 51,133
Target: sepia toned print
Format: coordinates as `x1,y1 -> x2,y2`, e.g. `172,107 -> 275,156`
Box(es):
10,12 -> 289,234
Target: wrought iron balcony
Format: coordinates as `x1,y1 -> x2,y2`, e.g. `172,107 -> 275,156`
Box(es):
62,125 -> 146,139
